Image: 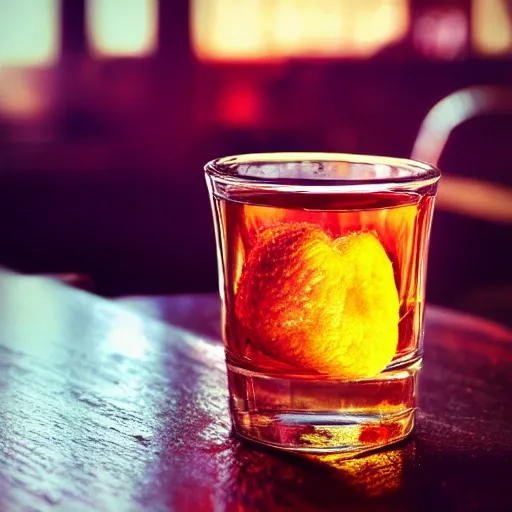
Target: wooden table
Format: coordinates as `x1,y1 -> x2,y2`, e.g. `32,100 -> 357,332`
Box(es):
1,270 -> 512,511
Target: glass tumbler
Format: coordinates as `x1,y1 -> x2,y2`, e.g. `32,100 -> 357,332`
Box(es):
205,153 -> 440,455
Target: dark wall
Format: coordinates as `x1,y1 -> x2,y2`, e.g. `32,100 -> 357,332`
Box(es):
0,170 -> 217,296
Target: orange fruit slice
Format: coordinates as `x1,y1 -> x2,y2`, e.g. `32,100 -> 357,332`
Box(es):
235,223 -> 399,379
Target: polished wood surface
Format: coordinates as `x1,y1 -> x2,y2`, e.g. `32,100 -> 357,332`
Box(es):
1,271 -> 512,511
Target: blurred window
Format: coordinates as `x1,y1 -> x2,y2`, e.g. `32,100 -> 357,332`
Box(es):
87,0 -> 158,57
190,0 -> 410,61
0,0 -> 60,67
472,0 -> 512,56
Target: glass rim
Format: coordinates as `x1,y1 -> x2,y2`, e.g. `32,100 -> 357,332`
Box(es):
205,152 -> 441,190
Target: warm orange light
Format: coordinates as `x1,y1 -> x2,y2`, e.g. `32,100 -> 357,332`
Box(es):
472,0 -> 512,56
0,69 -> 50,119
309,448 -> 404,498
191,0 -> 410,61
0,0 -> 59,66
87,0 -> 158,57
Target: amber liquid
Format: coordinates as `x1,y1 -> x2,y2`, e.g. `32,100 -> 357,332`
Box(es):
212,187 -> 436,452
216,189 -> 435,371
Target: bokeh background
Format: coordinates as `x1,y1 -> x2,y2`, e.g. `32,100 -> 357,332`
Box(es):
0,0 -> 511,324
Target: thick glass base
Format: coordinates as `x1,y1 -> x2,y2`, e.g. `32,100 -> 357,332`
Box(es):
227,358 -> 420,455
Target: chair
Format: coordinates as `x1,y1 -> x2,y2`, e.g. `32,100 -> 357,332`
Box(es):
411,86 -> 512,326
412,85 -> 512,224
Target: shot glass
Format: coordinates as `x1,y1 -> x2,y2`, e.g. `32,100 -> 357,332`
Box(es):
205,153 -> 440,455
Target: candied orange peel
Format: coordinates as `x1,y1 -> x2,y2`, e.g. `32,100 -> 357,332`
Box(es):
235,223 -> 399,379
